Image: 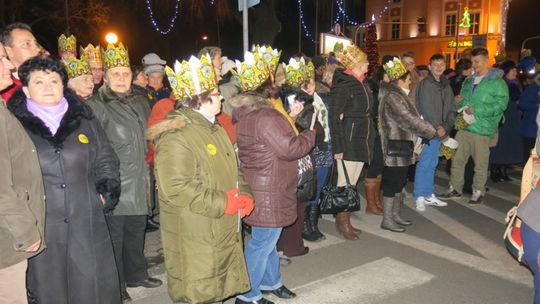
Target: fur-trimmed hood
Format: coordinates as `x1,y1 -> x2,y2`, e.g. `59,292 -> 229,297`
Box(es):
8,88 -> 93,148
146,107 -> 219,142
229,92 -> 273,123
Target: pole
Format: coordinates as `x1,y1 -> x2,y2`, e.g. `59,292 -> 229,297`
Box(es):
330,1 -> 333,30
64,0 -> 69,34
298,8 -> 302,53
216,14 -> 221,47
315,0 -> 319,55
454,2 -> 461,67
342,0 -> 346,34
243,0 -> 248,53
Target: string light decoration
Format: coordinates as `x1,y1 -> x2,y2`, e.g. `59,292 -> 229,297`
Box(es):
336,0 -> 359,26
297,0 -> 316,43
145,0 -> 181,35
363,23 -> 379,75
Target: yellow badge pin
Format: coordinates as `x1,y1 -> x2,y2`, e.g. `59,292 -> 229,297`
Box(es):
206,144 -> 217,156
78,133 -> 89,144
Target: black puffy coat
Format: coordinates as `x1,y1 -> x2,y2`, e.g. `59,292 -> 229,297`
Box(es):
329,68 -> 376,163
8,90 -> 121,304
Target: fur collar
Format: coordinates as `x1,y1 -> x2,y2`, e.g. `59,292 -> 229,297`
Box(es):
8,88 -> 93,148
228,92 -> 269,109
146,109 -> 189,141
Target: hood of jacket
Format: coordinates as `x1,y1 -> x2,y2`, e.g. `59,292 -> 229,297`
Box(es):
332,68 -> 360,87
467,67 -> 504,82
8,88 -> 93,148
229,93 -> 272,122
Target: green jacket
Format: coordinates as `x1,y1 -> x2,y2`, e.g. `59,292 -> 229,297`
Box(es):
0,101 -> 45,268
148,108 -> 250,304
457,68 -> 509,136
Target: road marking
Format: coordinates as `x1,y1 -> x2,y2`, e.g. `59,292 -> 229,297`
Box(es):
271,257 -> 434,304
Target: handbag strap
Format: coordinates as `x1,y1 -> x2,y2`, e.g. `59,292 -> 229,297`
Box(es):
340,160 -> 352,186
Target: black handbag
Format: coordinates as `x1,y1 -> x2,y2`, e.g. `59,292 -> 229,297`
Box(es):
387,140 -> 414,157
297,155 -> 316,202
319,160 -> 361,214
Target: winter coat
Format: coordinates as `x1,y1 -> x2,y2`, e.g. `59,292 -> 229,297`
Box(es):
0,100 -> 45,269
457,68 -> 509,136
329,69 -> 376,163
219,76 -> 241,116
231,94 -> 316,227
147,108 -> 250,303
145,98 -> 175,165
379,82 -> 436,167
490,78 -> 523,164
147,86 -> 172,109
86,85 -> 151,216
8,90 -> 121,304
519,80 -> 540,138
416,73 -> 456,132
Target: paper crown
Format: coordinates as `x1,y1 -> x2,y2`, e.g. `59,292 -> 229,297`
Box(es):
80,44 -> 102,67
64,57 -> 92,79
165,54 -> 218,100
283,57 -> 315,87
102,43 -> 130,70
337,45 -> 367,70
383,57 -> 408,81
231,51 -> 271,92
252,45 -> 282,74
58,34 -> 77,57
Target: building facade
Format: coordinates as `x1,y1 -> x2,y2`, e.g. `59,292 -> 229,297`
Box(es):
365,0 -> 504,67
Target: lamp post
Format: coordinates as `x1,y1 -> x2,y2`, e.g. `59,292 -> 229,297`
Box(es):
454,2 -> 463,66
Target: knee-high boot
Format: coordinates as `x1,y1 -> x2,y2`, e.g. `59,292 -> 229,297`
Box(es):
381,196 -> 405,233
303,204 -> 326,242
335,212 -> 359,240
364,178 -> 383,215
393,193 -> 412,226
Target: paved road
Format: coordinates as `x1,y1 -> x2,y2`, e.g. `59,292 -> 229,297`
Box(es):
132,168 -> 534,304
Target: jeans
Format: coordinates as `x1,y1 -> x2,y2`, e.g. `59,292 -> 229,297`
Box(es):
521,222 -> 540,304
237,227 -> 283,302
414,138 -> 442,199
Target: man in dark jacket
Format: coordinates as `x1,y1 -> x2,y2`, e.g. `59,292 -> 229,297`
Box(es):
0,42 -> 45,303
414,54 -> 456,211
86,42 -> 161,302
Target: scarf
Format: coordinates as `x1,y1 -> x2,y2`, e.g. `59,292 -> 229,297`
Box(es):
26,97 -> 68,135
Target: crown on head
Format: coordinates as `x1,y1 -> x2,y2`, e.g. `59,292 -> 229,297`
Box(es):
64,56 -> 92,79
80,44 -> 102,67
58,34 -> 77,58
283,57 -> 315,87
165,54 -> 218,100
231,51 -> 272,92
252,45 -> 282,75
337,45 -> 367,70
383,57 -> 408,81
102,43 -> 130,70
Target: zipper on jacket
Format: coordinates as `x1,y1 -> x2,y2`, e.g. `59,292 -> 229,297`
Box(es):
349,122 -> 355,142
360,81 -> 372,162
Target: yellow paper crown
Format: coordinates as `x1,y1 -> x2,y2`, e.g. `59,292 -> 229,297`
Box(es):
102,43 -> 130,70
64,57 -> 92,79
80,44 -> 102,67
231,51 -> 272,92
283,57 -> 315,87
164,54 -> 218,100
252,45 -> 282,75
383,57 -> 408,81
58,34 -> 77,56
337,45 -> 367,70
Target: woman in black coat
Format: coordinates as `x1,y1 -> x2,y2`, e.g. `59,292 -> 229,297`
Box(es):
329,46 -> 375,240
8,56 -> 121,304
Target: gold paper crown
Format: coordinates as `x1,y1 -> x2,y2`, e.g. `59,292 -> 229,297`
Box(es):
80,44 -> 102,67
337,45 -> 367,70
102,43 -> 130,70
58,34 -> 77,56
333,42 -> 344,54
64,57 -> 92,79
164,54 -> 218,100
252,45 -> 282,74
231,51 -> 272,92
283,57 -> 315,87
383,57 -> 408,81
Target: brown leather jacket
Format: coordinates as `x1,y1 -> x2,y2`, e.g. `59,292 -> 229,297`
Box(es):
231,94 -> 315,227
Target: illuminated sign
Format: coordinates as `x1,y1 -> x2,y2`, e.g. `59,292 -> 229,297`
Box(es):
448,40 -> 473,48
459,7 -> 471,28
319,33 -> 352,54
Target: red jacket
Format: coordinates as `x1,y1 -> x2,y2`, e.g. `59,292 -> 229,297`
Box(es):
1,76 -> 22,103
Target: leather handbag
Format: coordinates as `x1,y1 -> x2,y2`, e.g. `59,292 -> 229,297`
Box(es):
297,155 -> 316,202
387,139 -> 414,157
319,160 -> 361,214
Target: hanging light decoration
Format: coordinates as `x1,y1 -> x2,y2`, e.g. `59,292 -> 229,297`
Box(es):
145,0 -> 181,35
298,0 -> 316,43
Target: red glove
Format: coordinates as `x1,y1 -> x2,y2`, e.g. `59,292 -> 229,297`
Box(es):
238,194 -> 254,218
224,188 -> 245,215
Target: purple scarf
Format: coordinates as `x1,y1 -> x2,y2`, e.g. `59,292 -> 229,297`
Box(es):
26,97 -> 68,135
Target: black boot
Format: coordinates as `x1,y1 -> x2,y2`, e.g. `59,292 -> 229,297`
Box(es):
501,165 -> 513,181
490,164 -> 502,182
303,204 -> 325,242
146,217 -> 160,232
309,204 -> 326,241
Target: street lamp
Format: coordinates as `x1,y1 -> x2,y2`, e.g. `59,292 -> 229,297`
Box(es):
105,32 -> 119,44
202,35 -> 208,41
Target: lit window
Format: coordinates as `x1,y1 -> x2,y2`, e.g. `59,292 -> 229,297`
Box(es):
470,13 -> 480,35
392,19 -> 400,40
445,14 -> 457,36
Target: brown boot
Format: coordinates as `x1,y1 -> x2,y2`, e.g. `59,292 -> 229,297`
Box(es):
375,176 -> 384,211
335,212 -> 359,240
364,178 -> 383,215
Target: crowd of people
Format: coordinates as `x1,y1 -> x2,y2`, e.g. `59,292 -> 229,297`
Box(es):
1,21 -> 539,304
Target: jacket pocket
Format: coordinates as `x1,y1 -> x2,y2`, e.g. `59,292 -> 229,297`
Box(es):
13,186 -> 30,202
